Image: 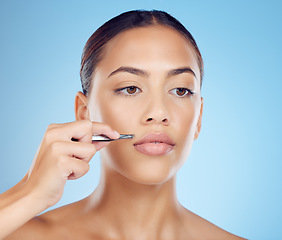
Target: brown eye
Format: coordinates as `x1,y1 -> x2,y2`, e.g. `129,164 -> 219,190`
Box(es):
126,86 -> 137,94
176,88 -> 187,96
170,88 -> 194,97
115,86 -> 141,96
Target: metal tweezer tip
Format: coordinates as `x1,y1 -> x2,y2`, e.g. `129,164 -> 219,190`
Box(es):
92,134 -> 134,142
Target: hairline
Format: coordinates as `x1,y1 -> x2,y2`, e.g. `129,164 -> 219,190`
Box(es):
86,23 -> 202,96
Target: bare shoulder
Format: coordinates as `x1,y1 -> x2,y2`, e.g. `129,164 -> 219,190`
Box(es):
5,200 -> 86,240
180,208 -> 247,240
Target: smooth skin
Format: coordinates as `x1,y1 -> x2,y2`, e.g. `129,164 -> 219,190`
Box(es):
1,25 -> 246,239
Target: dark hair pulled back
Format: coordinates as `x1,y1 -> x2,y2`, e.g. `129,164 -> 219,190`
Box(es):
80,10 -> 204,96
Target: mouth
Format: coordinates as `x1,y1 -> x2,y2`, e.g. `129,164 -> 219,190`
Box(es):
133,132 -> 175,156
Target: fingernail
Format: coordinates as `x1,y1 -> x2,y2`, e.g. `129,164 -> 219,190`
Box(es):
114,130 -> 120,137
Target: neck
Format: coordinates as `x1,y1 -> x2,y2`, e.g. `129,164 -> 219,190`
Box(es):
86,161 -> 182,239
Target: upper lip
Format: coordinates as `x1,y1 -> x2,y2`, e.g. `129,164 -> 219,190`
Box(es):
133,132 -> 175,146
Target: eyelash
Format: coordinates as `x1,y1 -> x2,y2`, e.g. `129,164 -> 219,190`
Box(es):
114,86 -> 195,97
114,86 -> 141,97
169,88 -> 195,97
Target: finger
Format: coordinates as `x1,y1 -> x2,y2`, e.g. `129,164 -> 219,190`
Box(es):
65,120 -> 93,143
91,122 -> 120,139
76,121 -> 120,143
65,157 -> 90,180
92,141 -> 111,151
64,142 -> 97,163
48,120 -> 93,142
67,141 -> 111,158
47,120 -> 120,143
47,141 -> 96,163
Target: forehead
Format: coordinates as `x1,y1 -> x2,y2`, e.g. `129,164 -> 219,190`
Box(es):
97,25 -> 200,79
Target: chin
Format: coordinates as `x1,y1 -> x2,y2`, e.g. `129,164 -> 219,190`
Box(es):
123,162 -> 177,185
101,147 -> 183,185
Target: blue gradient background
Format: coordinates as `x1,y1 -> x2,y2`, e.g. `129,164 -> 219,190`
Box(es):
0,1 -> 281,239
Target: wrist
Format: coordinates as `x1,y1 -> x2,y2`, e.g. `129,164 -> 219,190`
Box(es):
20,183 -> 51,215
0,184 -> 47,239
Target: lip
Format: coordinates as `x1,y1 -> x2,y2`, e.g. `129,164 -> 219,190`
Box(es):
133,132 -> 175,156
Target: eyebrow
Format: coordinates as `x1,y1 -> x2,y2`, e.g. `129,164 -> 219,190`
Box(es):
107,66 -> 196,79
167,67 -> 196,79
108,67 -> 149,78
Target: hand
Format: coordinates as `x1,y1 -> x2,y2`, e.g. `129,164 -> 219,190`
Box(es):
24,120 -> 119,209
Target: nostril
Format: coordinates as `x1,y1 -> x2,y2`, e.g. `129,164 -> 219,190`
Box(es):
145,117 -> 169,124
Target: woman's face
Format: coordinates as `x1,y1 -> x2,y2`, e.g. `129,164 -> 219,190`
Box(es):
87,25 -> 203,184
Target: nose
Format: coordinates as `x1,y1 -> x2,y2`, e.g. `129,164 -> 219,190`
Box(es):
142,94 -> 170,126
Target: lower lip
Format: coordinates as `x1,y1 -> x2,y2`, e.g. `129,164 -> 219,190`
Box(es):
134,143 -> 174,156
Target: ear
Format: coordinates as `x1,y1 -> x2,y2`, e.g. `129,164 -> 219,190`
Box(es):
194,97 -> 203,140
75,91 -> 89,120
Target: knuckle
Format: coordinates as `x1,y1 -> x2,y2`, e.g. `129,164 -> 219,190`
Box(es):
49,141 -> 62,153
56,155 -> 68,169
82,119 -> 92,129
85,164 -> 90,173
84,144 -> 96,157
81,162 -> 90,173
90,145 -> 97,155
47,123 -> 59,130
45,128 -> 57,143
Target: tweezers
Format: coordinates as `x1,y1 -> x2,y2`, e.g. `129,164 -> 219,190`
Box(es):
92,134 -> 134,142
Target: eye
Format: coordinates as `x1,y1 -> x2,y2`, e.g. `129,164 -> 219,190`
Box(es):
126,86 -> 138,94
115,86 -> 141,96
170,88 -> 195,97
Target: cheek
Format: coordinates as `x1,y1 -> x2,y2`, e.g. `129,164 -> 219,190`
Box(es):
171,99 -> 198,136
170,100 -> 199,160
89,86 -> 138,132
